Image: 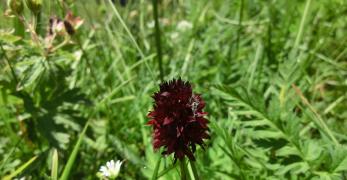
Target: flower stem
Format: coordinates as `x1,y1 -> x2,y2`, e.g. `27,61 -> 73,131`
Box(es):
151,157 -> 161,180
151,0 -> 164,82
179,158 -> 188,180
235,0 -> 244,59
190,161 -> 200,180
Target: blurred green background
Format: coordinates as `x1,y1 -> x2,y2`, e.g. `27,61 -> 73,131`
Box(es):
1,0 -> 347,179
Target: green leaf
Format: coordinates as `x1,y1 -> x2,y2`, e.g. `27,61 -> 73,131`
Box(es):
0,32 -> 22,43
151,157 -> 161,180
276,162 -> 309,176
3,156 -> 37,180
51,149 -> 59,180
331,147 -> 347,173
59,121 -> 89,180
276,146 -> 300,157
251,130 -> 284,140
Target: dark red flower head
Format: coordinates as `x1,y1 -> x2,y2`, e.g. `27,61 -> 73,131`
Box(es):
147,78 -> 209,161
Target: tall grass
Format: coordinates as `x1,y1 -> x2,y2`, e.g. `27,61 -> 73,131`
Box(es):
0,0 -> 347,179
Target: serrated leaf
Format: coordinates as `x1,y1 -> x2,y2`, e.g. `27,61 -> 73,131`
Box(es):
251,130 -> 284,139
276,162 -> 309,176
0,31 -> 22,43
276,146 -> 301,157
301,140 -> 322,161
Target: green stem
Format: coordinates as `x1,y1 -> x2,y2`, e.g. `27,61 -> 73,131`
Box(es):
151,0 -> 164,82
294,0 -> 312,48
235,0 -> 244,59
60,120 -> 90,180
190,161 -> 199,180
151,157 -> 161,180
179,159 -> 188,180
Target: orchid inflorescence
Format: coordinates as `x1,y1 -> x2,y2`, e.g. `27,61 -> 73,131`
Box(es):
147,78 -> 209,162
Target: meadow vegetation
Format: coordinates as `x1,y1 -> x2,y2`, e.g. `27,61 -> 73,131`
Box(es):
0,0 -> 347,179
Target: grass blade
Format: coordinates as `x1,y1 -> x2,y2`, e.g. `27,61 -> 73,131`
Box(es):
3,156 -> 38,180
294,0 -> 312,48
51,149 -> 59,180
60,121 -> 90,180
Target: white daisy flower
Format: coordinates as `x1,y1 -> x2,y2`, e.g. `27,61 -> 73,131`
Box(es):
177,20 -> 193,31
99,160 -> 123,179
147,21 -> 155,28
14,177 -> 25,180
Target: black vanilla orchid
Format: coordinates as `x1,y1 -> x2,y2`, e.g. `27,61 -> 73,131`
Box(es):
147,78 -> 209,161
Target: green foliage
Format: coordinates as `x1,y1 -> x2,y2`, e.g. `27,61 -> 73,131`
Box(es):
51,149 -> 58,180
211,86 -> 347,179
60,121 -> 89,180
3,155 -> 37,180
1,0 -> 347,179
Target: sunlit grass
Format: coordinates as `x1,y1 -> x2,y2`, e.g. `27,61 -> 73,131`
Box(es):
0,0 -> 347,179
